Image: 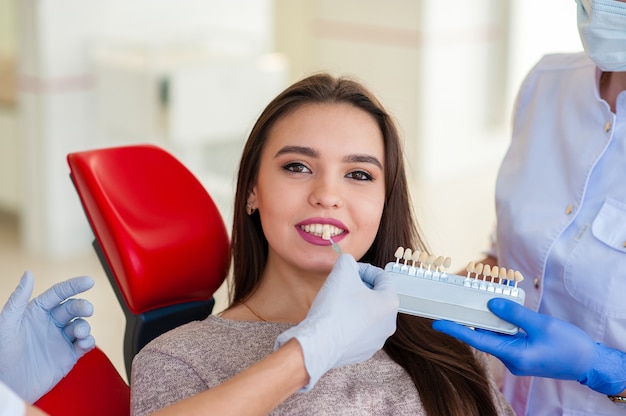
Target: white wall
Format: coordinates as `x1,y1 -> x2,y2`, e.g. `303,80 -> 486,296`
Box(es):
13,0 -> 273,258
507,0 -> 582,107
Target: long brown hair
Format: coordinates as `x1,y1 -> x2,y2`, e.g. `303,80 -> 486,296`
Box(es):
229,73 -> 498,416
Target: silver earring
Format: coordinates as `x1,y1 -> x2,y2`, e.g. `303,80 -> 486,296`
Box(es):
246,203 -> 256,215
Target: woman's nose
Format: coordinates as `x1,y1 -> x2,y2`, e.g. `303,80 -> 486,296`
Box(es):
308,176 -> 344,209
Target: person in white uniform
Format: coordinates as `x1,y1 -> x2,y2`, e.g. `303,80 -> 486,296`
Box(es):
433,0 -> 626,414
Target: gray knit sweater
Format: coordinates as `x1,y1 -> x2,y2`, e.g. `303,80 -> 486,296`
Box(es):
131,316 -> 514,415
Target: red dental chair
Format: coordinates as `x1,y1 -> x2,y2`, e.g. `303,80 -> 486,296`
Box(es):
67,144 -> 231,379
34,346 -> 130,415
35,144 -> 230,415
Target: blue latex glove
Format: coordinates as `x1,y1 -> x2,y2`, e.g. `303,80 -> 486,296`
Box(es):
275,254 -> 399,391
0,271 -> 95,403
432,297 -> 626,395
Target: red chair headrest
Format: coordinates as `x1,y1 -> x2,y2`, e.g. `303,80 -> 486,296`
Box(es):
68,144 -> 230,314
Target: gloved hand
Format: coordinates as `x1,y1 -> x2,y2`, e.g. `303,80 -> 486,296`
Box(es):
275,254 -> 399,391
432,297 -> 626,395
0,271 -> 96,403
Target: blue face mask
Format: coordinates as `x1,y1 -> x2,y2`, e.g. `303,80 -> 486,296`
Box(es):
576,0 -> 626,72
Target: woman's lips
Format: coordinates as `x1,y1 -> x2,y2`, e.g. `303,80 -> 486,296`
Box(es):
295,219 -> 348,246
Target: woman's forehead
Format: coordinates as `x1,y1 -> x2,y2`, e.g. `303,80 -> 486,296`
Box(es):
263,102 -> 384,156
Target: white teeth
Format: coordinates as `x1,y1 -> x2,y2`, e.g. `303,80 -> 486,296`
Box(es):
301,223 -> 343,238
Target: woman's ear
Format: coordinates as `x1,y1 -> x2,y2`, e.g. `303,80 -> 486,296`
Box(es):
246,187 -> 258,215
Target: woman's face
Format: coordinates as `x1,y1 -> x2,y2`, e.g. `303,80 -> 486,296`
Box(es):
249,102 -> 386,275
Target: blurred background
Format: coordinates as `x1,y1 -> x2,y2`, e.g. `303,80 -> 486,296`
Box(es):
0,0 -> 580,381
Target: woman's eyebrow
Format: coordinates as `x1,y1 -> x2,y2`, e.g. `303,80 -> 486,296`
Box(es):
344,154 -> 383,170
275,145 -> 382,170
274,145 -> 318,158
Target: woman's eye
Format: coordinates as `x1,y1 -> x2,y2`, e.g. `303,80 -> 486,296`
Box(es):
346,170 -> 373,181
283,162 -> 311,174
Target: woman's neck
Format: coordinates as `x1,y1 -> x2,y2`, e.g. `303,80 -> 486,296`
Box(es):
249,261 -> 328,323
600,71 -> 626,113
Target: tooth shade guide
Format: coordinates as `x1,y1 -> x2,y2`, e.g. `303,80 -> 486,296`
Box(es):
499,268 -> 507,284
418,252 -> 428,267
422,254 -> 435,278
464,262 -> 474,287
434,256 -> 444,270
391,247 -> 403,272
385,247 -> 526,298
470,263 -> 482,289
400,248 -> 412,272
510,271 -> 523,296
504,271 -> 513,287
486,266 -> 497,292
474,263 -> 484,278
384,252 -> 527,334
403,248 -> 413,263
322,224 -> 331,240
491,266 -> 499,281
466,261 -> 475,278
321,225 -> 342,255
430,256 -> 443,281
411,250 -> 420,267
326,237 -> 342,255
408,250 -> 420,276
440,256 -> 451,280
482,265 -> 491,282
394,247 -> 404,262
409,250 -> 421,274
